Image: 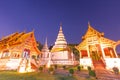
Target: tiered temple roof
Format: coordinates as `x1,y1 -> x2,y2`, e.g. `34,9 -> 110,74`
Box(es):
0,31 -> 40,54
76,23 -> 117,50
82,22 -> 103,40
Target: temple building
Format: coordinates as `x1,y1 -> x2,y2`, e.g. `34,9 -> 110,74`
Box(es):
50,24 -> 75,65
0,31 -> 40,72
76,23 -> 120,70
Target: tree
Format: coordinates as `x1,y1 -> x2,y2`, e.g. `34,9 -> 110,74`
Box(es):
36,41 -> 43,50
68,44 -> 80,61
69,68 -> 74,76
49,45 -> 53,50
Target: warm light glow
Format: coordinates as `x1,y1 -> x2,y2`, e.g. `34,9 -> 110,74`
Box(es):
46,60 -> 51,68
18,66 -> 26,73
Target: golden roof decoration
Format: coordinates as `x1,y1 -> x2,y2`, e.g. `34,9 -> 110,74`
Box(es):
76,23 -> 117,51
51,47 -> 71,53
83,22 -> 103,38
0,31 -> 35,50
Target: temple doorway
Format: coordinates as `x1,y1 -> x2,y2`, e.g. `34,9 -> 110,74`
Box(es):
22,49 -> 30,59
89,45 -> 100,60
90,51 -> 100,60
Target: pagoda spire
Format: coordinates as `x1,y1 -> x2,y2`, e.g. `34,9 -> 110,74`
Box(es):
60,22 -> 62,26
45,37 -> 48,49
42,37 -> 49,52
88,21 -> 91,28
51,24 -> 67,52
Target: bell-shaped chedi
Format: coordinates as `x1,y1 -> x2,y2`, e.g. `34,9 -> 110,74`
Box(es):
51,24 -> 68,52
51,24 -> 75,65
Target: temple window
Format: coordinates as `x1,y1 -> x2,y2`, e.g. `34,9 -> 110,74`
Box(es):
104,47 -> 116,58
81,50 -> 88,58
2,50 -> 9,58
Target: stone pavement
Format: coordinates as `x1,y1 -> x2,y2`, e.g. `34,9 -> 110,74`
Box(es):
74,70 -> 89,79
44,67 -> 120,80
55,69 -> 69,76
95,67 -> 120,80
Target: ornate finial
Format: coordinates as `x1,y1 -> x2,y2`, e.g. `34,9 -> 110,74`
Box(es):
60,22 -> 62,26
45,37 -> 48,45
88,21 -> 91,28
23,29 -> 26,33
101,32 -> 104,36
32,28 -> 35,32
42,37 -> 49,52
59,22 -> 63,32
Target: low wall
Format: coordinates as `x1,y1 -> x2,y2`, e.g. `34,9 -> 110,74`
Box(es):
80,58 -> 93,69
104,58 -> 120,70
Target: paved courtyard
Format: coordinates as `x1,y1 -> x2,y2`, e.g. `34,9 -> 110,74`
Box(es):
95,68 -> 120,80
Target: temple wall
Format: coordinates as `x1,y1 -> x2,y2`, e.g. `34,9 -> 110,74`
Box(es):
51,60 -> 74,65
51,51 -> 69,60
0,58 -> 21,70
6,59 -> 21,70
41,52 -> 49,58
0,53 -> 2,58
80,58 -> 93,69
105,58 -> 120,70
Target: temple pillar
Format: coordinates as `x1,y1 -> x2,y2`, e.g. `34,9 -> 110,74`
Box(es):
0,52 -> 2,58
8,50 -> 11,57
87,45 -> 90,58
100,44 -> 106,58
113,46 -> 118,58
79,50 -> 82,58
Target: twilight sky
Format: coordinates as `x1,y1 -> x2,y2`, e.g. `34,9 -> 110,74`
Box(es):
0,0 -> 120,52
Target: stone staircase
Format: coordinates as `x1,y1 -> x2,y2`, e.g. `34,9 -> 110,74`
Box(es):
92,59 -> 106,69
18,59 -> 28,72
18,59 -> 39,72
92,59 -> 120,80
95,67 -> 120,80
30,59 -> 39,70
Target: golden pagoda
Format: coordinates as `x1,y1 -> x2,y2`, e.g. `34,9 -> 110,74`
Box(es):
76,23 -> 120,70
0,31 -> 40,72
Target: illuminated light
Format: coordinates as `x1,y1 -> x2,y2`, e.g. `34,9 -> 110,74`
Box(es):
18,66 -> 26,73
46,60 -> 51,68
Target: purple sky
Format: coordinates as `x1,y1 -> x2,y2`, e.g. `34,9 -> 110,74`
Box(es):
0,0 -> 120,52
